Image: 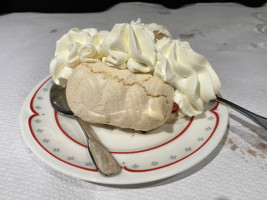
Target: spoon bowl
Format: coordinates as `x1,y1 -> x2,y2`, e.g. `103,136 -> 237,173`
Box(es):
50,84 -> 73,115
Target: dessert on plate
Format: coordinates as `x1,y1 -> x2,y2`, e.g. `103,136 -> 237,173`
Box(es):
50,19 -> 221,131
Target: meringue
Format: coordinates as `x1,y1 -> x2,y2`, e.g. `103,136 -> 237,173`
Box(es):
66,62 -> 174,131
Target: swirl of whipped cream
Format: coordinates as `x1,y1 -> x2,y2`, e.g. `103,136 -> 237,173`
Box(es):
102,19 -> 156,73
50,28 -> 109,85
154,38 -> 221,116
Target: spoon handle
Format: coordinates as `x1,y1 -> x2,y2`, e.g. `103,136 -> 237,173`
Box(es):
217,96 -> 267,130
75,117 -> 122,176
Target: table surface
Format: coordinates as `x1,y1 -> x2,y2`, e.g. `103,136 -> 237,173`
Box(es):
1,2 -> 267,200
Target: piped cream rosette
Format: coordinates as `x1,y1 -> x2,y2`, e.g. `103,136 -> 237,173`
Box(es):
50,28 -> 109,86
50,19 -> 221,118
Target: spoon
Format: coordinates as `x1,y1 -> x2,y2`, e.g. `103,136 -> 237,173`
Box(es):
216,96 -> 267,130
50,83 -> 121,176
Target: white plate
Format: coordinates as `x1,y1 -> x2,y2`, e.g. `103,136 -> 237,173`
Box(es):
20,76 -> 228,185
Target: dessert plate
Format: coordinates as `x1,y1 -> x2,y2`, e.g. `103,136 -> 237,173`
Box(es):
20,76 -> 228,185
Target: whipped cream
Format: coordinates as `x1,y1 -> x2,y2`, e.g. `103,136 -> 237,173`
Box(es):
102,19 -> 156,73
154,38 -> 221,116
50,28 -> 109,85
50,19 -> 221,117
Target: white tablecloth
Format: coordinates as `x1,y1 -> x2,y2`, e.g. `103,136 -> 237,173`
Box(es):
1,2 -> 267,199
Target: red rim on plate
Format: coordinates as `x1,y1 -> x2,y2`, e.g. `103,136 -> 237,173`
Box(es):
27,77 -> 221,173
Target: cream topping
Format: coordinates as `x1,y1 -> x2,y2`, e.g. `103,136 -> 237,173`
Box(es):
50,28 -> 108,85
102,19 -> 156,73
154,38 -> 221,116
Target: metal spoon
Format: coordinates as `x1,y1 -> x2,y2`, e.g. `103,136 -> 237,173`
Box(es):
50,83 -> 121,176
216,96 -> 267,130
